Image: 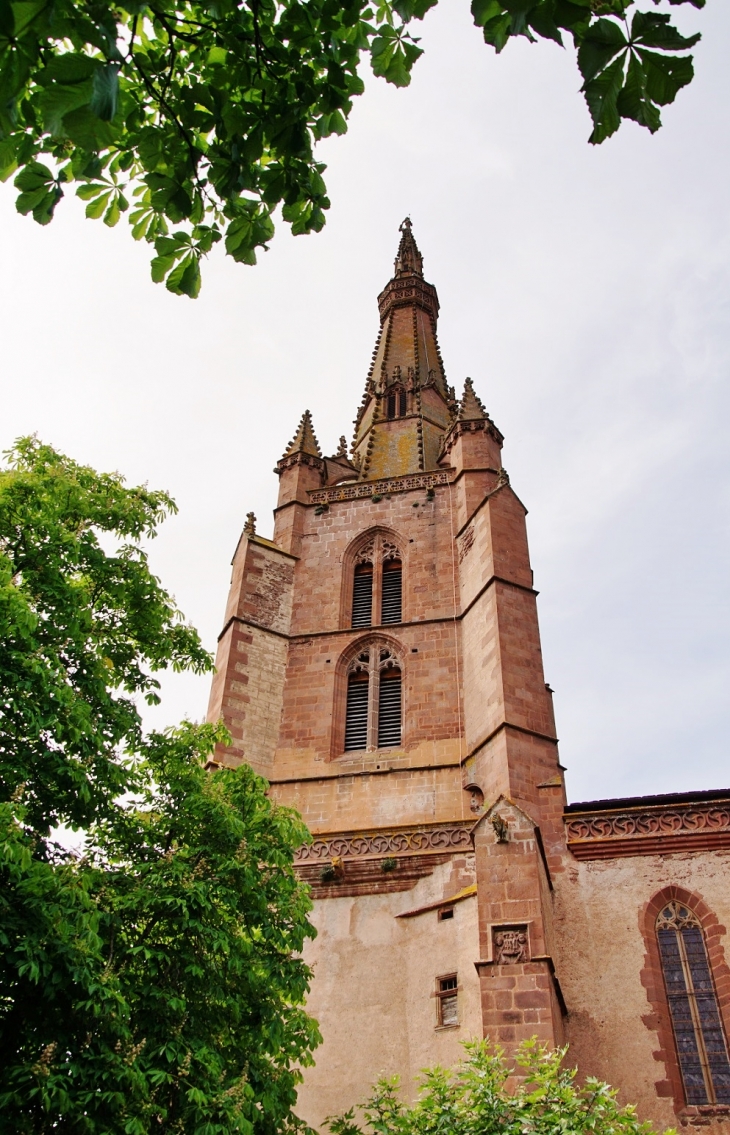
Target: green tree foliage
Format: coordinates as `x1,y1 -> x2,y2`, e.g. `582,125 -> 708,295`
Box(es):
0,0 -> 704,296
327,1039 -> 664,1135
0,438 -> 320,1133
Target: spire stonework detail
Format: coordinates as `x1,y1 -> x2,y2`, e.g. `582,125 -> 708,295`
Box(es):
205,221 -> 597,1126
279,409 -> 322,464
204,221 -> 730,1135
352,219 -> 453,480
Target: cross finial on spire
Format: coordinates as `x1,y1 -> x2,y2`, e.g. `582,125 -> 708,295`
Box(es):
394,216 -> 423,278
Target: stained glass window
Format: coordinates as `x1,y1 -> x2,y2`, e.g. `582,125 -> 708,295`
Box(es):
657,900 -> 730,1105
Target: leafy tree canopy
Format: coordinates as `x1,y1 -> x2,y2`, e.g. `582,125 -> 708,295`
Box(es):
327,1039 -> 663,1135
0,0 -> 704,296
0,438 -> 320,1133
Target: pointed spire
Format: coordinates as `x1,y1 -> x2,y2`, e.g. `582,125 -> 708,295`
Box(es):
283,410 -> 322,459
457,377 -> 487,422
394,216 -> 423,277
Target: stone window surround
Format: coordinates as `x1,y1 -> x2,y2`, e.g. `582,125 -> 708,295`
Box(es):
640,885 -> 730,1120
339,526 -> 407,631
331,633 -> 407,760
434,972 -> 460,1029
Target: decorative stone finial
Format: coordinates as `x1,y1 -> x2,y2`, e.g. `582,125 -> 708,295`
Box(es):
457,377 -> 487,421
283,410 -> 322,459
394,216 -> 423,278
244,512 -> 256,536
336,436 -> 348,458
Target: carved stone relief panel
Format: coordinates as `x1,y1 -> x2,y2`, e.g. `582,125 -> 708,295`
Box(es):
492,925 -> 530,965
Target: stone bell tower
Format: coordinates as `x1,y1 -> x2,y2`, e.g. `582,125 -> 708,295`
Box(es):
207,219 -> 568,1125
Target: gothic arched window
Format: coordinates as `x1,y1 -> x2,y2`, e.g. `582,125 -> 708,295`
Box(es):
349,535 -> 402,628
657,900 -> 730,1105
343,645 -> 402,752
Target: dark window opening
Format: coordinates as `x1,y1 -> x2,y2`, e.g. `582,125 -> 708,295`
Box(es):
387,389 -> 406,420
438,908 -> 455,922
352,563 -> 373,628
344,672 -> 369,752
437,974 -> 459,1027
381,560 -> 402,625
377,668 -> 401,749
657,901 -> 730,1105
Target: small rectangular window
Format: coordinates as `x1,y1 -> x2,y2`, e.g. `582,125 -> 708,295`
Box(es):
438,907 -> 454,922
399,391 -> 407,417
436,974 -> 459,1028
387,393 -> 396,419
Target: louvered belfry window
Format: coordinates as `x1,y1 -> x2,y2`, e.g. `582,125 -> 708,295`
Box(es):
657,901 -> 730,1104
350,535 -> 403,629
344,670 -> 369,752
343,645 -> 402,753
351,563 -> 373,628
381,560 -> 402,625
387,387 -> 407,419
377,667 -> 402,748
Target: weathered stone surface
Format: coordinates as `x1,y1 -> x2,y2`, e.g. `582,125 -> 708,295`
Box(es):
206,222 -> 730,1132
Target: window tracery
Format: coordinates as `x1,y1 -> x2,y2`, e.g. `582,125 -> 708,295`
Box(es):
348,533 -> 403,628
656,900 -> 730,1105
343,642 -> 403,753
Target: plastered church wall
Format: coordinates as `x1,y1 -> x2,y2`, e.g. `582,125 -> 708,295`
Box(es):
296,858 -> 482,1130
206,221 -> 730,1135
555,850 -> 730,1130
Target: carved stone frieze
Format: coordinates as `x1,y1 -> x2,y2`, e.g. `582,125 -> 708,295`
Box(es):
439,417 -> 504,458
565,796 -> 730,860
294,821 -> 473,863
276,451 -> 325,473
309,470 -> 452,505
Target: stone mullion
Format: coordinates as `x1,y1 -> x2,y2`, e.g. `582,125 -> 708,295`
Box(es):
372,534 -> 384,627
367,657 -> 380,752
676,929 -> 717,1104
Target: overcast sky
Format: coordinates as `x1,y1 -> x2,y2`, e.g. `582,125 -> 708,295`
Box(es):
2,1 -> 728,805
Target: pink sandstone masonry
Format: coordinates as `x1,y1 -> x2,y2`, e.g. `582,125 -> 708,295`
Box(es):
207,221 -> 730,1131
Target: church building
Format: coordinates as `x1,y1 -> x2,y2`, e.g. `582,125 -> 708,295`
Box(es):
206,220 -> 730,1131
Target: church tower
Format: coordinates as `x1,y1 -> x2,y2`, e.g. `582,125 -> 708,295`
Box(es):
207,220 -> 569,1123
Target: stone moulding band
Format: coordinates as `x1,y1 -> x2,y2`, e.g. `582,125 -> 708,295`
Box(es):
309,470 -> 453,505
565,800 -> 730,860
294,821 -> 473,863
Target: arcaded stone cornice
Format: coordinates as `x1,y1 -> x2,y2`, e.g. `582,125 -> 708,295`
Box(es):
294,820 -> 474,863
565,791 -> 730,859
309,468 -> 453,504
